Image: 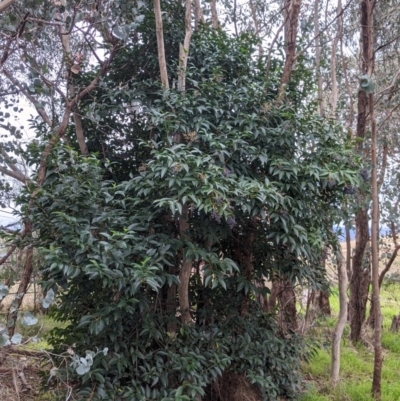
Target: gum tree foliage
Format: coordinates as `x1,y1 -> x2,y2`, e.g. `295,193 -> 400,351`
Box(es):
19,6 -> 362,396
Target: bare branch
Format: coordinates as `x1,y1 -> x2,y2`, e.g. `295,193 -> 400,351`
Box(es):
26,17 -> 63,27
266,20 -> 286,78
377,142 -> 388,190
0,90 -> 18,97
378,243 -> 400,288
70,45 -> 120,107
28,64 -> 69,104
0,244 -> 16,266
294,0 -> 353,63
0,0 -> 16,14
34,45 -> 120,187
0,225 -> 19,234
75,26 -> 103,66
374,33 -> 400,55
0,165 -> 28,183
0,148 -> 29,183
2,70 -> 52,127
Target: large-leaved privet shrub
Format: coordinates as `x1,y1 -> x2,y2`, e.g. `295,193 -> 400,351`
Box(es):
26,23 -> 359,401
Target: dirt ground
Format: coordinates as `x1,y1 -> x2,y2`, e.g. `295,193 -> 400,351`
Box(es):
0,347 -> 43,401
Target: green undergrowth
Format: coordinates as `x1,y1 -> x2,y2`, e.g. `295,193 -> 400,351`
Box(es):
300,282 -> 400,401
16,312 -> 67,351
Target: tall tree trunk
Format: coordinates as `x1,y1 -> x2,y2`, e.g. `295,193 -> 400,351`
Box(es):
210,0 -> 219,29
315,290 -> 331,316
329,0 -> 341,117
7,222 -> 33,336
153,0 -> 169,89
349,210 -> 370,342
59,10 -> 89,155
176,0 -> 193,325
277,280 -> 298,334
313,0 -> 324,117
345,223 -> 352,282
278,0 -> 302,98
330,249 -> 348,384
177,0 -> 192,92
349,0 -> 372,344
270,0 -> 302,333
371,89 -> 382,401
194,0 -> 204,28
268,277 -> 298,334
311,251 -> 331,318
178,205 -> 192,324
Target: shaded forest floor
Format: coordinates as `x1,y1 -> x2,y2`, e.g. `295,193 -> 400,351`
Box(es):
5,284 -> 400,401
300,282 -> 400,401
3,245 -> 400,400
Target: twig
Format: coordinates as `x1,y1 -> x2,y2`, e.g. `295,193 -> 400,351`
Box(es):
2,70 -> 52,127
18,369 -> 35,391
12,367 -> 20,400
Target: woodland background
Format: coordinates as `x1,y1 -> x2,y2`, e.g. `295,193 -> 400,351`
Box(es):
0,0 -> 399,400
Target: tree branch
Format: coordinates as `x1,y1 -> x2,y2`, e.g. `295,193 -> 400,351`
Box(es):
2,70 -> 52,127
0,148 -> 29,183
378,244 -> 400,288
35,44 -> 120,187
69,45 -> 119,107
377,142 -> 388,190
0,244 -> 16,266
0,0 -> 16,14
0,165 -> 28,183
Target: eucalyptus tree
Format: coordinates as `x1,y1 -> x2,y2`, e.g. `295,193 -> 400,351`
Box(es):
0,0 -> 148,331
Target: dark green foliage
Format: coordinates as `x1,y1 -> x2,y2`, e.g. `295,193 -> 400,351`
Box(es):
25,18 -> 360,401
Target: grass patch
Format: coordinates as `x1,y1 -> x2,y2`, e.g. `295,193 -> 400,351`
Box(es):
301,282 -> 400,401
